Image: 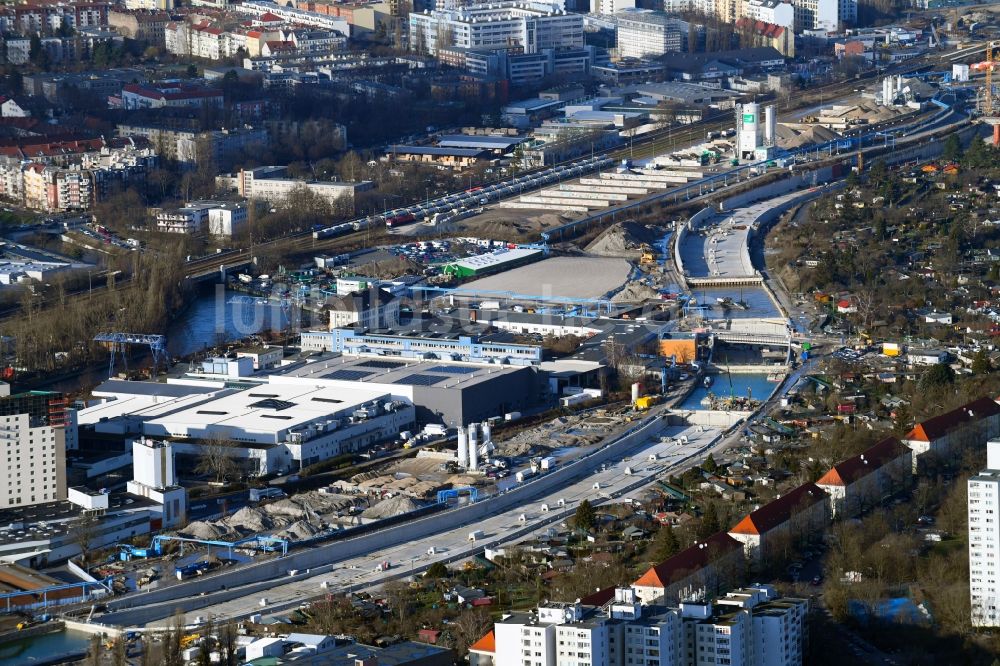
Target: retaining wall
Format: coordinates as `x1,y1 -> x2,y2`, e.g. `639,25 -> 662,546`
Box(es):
99,414 -> 669,625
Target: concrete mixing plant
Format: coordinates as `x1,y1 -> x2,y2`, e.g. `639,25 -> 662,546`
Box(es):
734,102 -> 776,163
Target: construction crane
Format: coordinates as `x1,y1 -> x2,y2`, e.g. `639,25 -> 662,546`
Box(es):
93,332 -> 168,379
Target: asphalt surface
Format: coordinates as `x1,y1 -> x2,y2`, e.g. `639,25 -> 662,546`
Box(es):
145,423 -> 724,627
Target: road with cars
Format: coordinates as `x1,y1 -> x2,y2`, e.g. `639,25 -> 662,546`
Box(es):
112,421 -> 725,627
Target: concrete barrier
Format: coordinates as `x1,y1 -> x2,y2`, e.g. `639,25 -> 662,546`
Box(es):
98,415 -> 670,625
538,189 -> 629,202
496,202 -> 589,212
559,184 -> 649,196
519,196 -> 610,208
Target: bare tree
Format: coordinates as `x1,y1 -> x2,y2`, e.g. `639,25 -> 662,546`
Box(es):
69,513 -> 100,566
196,434 -> 241,484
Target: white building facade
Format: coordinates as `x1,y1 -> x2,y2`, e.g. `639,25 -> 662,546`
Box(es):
0,388 -> 69,509
615,10 -> 688,60
409,2 -> 584,56
970,439 -> 1000,627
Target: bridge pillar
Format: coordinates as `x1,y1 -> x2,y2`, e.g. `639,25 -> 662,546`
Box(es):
219,264 -> 226,282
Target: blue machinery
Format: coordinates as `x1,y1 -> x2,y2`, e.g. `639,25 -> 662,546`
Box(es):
437,487 -> 479,504
0,578 -> 112,612
119,534 -> 289,561
93,332 -> 168,379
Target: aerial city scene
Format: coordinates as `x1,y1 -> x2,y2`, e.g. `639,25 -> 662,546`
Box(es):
0,0 -> 999,662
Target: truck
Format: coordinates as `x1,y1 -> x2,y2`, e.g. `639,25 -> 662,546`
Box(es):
515,469 -> 535,483
468,530 -> 484,542
250,487 -> 286,502
479,300 -> 501,310
539,456 -> 556,471
504,411 -> 522,422
634,395 -> 660,410
237,273 -> 254,284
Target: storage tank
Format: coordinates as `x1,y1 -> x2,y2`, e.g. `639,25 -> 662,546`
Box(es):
469,438 -> 478,471
468,424 -> 478,468
457,427 -> 469,468
631,382 -> 641,404
764,105 -> 776,146
481,420 -> 492,444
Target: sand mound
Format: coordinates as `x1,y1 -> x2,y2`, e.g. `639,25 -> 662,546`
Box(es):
361,495 -> 423,520
274,520 -> 324,541
612,282 -> 660,303
586,222 -> 664,257
180,521 -> 231,541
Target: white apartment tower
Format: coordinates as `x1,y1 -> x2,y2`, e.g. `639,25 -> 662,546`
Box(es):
409,1 -> 584,56
491,587 -> 805,666
615,9 -> 688,60
0,387 -> 69,508
970,439 -> 1000,627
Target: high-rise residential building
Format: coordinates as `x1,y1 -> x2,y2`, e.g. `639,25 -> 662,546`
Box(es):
785,0 -> 837,32
970,439 -> 1000,627
489,586 -> 807,666
0,386 -> 69,509
615,9 -> 689,60
593,0 -> 635,15
409,2 -> 584,56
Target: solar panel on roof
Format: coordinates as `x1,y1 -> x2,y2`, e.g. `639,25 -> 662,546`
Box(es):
324,369 -> 373,381
355,360 -> 408,369
426,365 -> 477,375
395,374 -> 447,386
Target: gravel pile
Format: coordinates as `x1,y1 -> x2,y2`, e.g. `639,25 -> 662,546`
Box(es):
361,495 -> 423,520
586,222 -> 663,257
611,283 -> 660,303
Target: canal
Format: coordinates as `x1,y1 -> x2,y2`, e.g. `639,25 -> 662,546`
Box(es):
680,372 -> 777,410
0,629 -> 90,666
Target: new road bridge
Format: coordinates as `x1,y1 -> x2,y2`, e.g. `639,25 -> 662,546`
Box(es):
94,418 -> 722,627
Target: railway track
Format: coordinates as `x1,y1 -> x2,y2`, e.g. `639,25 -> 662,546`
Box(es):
0,52 -> 959,325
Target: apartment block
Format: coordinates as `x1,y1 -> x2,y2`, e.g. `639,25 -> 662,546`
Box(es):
903,396 -> 1000,472
970,439 -> 1000,627
489,586 -> 806,666
409,1 -> 584,57
615,10 -> 689,60
816,436 -> 912,518
728,482 -> 828,561
0,387 -> 70,509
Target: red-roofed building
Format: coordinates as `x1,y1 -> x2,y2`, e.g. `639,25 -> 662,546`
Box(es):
468,629 -> 495,666
728,483 -> 828,561
120,84 -> 223,110
816,436 -> 912,518
902,397 -> 1000,472
262,40 -> 296,56
632,531 -> 743,604
735,17 -> 794,57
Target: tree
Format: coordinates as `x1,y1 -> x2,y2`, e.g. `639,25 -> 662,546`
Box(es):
218,619 -> 239,666
698,503 -> 721,539
69,513 -> 100,565
195,434 -> 241,484
920,363 -> 955,389
111,637 -> 128,666
87,635 -> 102,666
574,499 -> 596,532
652,522 -> 680,562
196,618 -> 214,666
972,349 -> 992,375
425,561 -> 449,578
943,133 -> 963,162
186,64 -> 199,78
702,453 -> 718,474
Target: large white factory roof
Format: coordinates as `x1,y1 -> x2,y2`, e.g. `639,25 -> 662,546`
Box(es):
143,378 -> 394,444
447,247 -> 542,272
